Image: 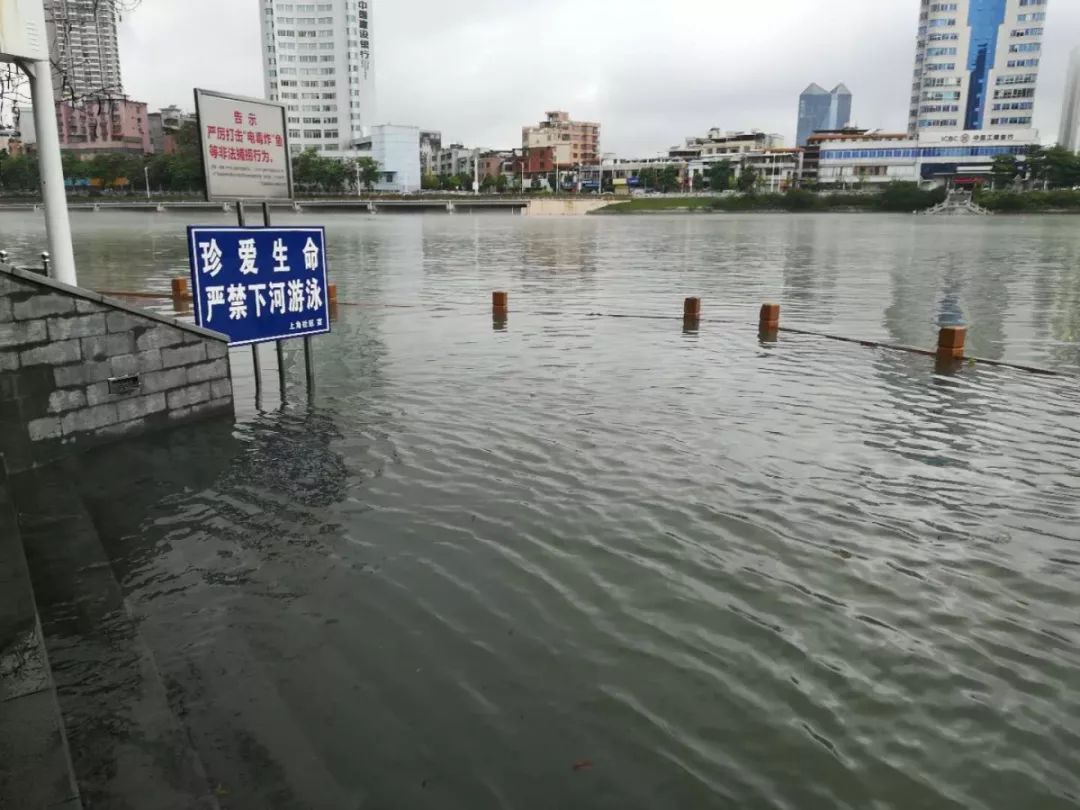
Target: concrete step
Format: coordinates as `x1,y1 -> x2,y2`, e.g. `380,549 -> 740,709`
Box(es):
8,463 -> 220,810
0,475 -> 82,810
71,429 -> 363,809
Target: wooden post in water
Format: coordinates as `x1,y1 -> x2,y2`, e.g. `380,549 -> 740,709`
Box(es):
936,326 -> 967,372
493,290 -> 508,330
759,303 -> 781,341
171,277 -> 188,299
937,326 -> 966,358
683,297 -> 701,332
328,283 -> 339,323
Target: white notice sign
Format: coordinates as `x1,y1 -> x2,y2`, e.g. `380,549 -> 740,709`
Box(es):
0,0 -> 49,62
194,88 -> 293,201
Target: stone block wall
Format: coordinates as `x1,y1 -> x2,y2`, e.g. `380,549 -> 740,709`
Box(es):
0,266 -> 234,475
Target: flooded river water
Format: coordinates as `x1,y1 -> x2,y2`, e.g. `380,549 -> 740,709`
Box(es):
3,211 -> 1079,809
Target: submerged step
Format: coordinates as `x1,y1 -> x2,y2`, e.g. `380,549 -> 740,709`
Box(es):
0,479 -> 82,809
8,463 -> 219,810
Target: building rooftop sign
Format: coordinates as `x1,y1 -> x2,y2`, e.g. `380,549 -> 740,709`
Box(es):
0,0 -> 49,62
194,88 -> 293,201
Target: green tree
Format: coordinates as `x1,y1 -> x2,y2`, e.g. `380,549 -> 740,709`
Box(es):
421,172 -> 439,190
1042,145 -> 1080,189
637,167 -> 658,191
990,154 -> 1019,190
494,173 -> 508,193
1025,145 -> 1047,188
454,172 -> 473,191
292,148 -> 350,192
355,157 -> 380,191
736,165 -> 758,193
438,173 -> 456,191
707,160 -> 734,191
480,174 -> 496,192
61,151 -> 85,183
0,153 -> 40,192
877,181 -> 944,212
657,165 -> 680,193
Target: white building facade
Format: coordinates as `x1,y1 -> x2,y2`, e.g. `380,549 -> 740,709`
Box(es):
908,0 -> 1047,136
353,125 -> 420,192
816,129 -> 1032,187
260,0 -> 376,157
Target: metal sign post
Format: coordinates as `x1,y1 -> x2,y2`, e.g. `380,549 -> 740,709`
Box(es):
234,201 -> 263,403
261,203 -> 288,400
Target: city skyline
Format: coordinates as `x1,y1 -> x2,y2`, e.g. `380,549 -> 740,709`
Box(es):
114,0 -> 1080,156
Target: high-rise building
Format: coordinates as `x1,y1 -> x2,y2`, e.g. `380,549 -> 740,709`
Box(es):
908,0 -> 1048,135
796,83 -> 852,146
45,0 -> 124,101
522,111 -> 600,166
1059,47 -> 1080,151
260,0 -> 376,156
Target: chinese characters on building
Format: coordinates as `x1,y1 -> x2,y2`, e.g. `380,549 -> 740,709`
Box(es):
358,0 -> 371,71
187,227 -> 331,346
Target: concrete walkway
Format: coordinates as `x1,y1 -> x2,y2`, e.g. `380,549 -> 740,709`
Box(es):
3,463 -> 220,809
0,474 -> 81,809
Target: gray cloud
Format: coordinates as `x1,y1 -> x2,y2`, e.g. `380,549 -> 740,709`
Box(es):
120,0 -> 1080,155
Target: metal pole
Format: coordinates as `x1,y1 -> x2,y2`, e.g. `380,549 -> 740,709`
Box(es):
236,201 -> 262,399
261,202 -> 287,402
144,165 -> 151,201
303,336 -> 314,396
20,60 -> 77,286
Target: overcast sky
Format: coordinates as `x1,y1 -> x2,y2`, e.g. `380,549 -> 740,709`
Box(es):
120,0 -> 1080,155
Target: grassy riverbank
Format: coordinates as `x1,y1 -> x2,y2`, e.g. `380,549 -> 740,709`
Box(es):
974,189 -> 1080,212
596,184 -> 946,214
597,186 -> 1080,215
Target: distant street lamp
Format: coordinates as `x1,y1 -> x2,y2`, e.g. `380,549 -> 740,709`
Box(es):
144,164 -> 151,201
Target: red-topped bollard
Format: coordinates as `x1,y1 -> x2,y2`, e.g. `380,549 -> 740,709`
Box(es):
684,297 -> 701,321
493,291 -> 508,330
171,277 -> 188,299
937,326 -> 967,360
759,303 -> 781,333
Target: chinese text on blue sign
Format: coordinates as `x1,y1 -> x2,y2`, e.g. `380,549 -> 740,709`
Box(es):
186,227 -> 331,347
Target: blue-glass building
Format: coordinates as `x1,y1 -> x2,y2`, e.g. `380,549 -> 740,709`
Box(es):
796,83 -> 853,147
908,0 -> 1048,135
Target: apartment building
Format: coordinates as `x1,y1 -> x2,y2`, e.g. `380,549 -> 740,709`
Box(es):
522,111 -> 600,166
261,0 -> 376,156
908,0 -> 1048,135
